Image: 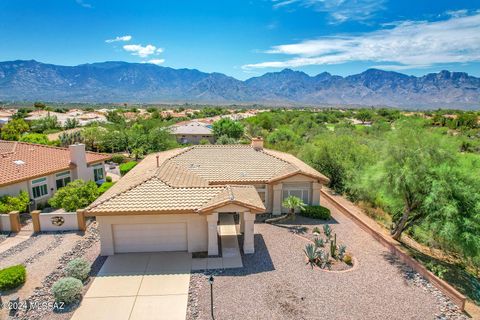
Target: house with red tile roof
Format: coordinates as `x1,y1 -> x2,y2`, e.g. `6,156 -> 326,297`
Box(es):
0,141 -> 110,208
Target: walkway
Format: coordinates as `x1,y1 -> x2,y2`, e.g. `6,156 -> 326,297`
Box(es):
72,252 -> 192,320
191,214 -> 243,270
0,222 -> 33,254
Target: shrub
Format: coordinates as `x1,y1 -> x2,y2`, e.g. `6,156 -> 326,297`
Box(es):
51,277 -> 83,304
343,254 -> 353,265
0,190 -> 30,214
48,180 -> 99,212
98,182 -> 114,195
300,206 -> 331,220
0,265 -> 26,291
119,161 -> 138,176
111,154 -> 125,164
425,261 -> 448,279
312,226 -> 321,235
66,258 -> 91,281
105,176 -> 112,183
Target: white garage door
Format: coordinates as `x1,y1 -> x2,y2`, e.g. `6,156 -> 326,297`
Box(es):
113,223 -> 187,253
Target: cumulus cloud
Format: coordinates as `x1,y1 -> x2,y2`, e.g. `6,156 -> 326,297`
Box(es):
242,13 -> 480,70
272,0 -> 385,23
105,35 -> 132,43
123,44 -> 163,58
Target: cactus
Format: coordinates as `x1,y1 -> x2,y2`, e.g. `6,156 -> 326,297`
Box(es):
323,224 -> 332,242
330,233 -> 337,259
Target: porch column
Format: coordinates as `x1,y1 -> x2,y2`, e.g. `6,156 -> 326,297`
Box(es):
207,212 -> 219,256
312,182 -> 322,206
243,211 -> 255,254
239,212 -> 245,233
272,183 -> 283,215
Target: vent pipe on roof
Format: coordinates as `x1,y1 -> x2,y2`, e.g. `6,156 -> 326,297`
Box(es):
251,137 -> 264,150
156,155 -> 160,167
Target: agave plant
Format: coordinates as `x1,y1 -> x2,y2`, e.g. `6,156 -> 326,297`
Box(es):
323,224 -> 332,242
304,243 -> 319,269
313,237 -> 324,248
338,244 -> 347,260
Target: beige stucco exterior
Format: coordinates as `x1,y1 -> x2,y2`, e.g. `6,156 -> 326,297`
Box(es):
95,174 -> 322,256
97,214 -> 209,256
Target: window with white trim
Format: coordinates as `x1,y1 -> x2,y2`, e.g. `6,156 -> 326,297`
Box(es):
55,171 -> 71,189
31,177 -> 49,199
93,165 -> 104,182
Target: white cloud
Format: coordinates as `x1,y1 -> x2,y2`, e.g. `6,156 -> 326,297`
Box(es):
75,0 -> 92,9
105,35 -> 132,43
144,59 -> 165,65
243,13 -> 480,70
272,0 -> 385,23
123,44 -> 163,58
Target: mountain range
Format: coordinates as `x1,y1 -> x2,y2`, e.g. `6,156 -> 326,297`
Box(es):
0,60 -> 479,109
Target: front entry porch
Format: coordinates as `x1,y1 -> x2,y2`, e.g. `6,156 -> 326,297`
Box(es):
207,209 -> 256,256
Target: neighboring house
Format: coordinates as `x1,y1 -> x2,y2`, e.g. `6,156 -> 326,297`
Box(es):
170,120 -> 214,144
0,141 -> 110,208
84,138 -> 329,256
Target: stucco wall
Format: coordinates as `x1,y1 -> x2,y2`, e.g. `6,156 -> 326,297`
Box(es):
0,214 -> 11,231
0,181 -> 29,198
97,214 -> 208,256
38,212 -> 79,231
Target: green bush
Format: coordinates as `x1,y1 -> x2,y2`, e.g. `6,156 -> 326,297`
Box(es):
105,176 -> 112,183
98,182 -> 114,195
119,161 -> 138,176
0,265 -> 26,291
300,206 -> 331,220
65,258 -> 91,281
343,254 -> 353,265
48,180 -> 99,212
51,277 -> 83,304
111,154 -> 125,164
0,190 -> 30,214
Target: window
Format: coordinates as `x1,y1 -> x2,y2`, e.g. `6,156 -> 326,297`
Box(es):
255,184 -> 267,205
55,171 -> 71,189
282,183 -> 311,206
31,177 -> 48,199
93,165 -> 104,182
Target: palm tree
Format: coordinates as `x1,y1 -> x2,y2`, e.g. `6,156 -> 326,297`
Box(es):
266,195 -> 305,224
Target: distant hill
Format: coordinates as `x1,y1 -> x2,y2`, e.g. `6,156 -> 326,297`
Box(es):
0,60 -> 479,109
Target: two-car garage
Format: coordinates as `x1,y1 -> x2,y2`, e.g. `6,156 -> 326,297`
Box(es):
112,223 -> 188,253
96,214 -> 209,256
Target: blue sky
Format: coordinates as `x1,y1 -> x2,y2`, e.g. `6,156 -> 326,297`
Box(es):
1,0 -> 480,79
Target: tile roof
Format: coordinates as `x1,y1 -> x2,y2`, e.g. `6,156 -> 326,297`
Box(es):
85,144 -> 328,215
0,141 -> 110,187
170,121 -> 213,135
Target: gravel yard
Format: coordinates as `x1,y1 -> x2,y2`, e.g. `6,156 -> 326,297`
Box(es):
1,222 -> 104,320
187,201 -> 467,320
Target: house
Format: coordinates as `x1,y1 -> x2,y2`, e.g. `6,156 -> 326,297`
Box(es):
170,120 -> 214,144
83,138 -> 329,256
0,141 -> 110,208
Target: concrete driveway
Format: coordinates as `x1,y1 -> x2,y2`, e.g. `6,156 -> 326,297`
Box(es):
72,252 -> 192,320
